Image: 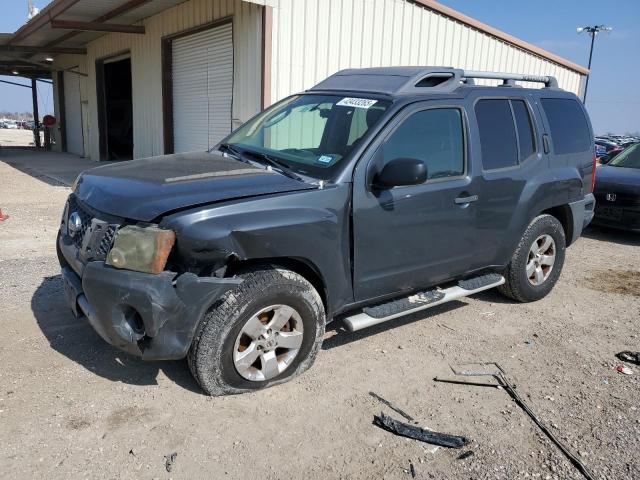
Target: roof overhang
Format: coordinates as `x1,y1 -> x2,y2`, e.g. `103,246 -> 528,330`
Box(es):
0,0 -> 193,77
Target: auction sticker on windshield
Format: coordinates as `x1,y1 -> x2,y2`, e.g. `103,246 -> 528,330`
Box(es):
336,98 -> 378,109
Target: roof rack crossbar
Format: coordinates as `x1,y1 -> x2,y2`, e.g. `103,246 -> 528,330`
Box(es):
461,70 -> 558,88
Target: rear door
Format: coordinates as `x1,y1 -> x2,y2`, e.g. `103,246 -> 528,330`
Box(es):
352,100 -> 481,302
470,94 -> 540,264
538,97 -> 594,199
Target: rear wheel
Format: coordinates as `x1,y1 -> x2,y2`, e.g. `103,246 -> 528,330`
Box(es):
188,265 -> 325,396
498,214 -> 566,302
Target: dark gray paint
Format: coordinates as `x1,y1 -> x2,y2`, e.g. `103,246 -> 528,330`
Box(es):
64,69 -> 596,359
74,151 -> 317,221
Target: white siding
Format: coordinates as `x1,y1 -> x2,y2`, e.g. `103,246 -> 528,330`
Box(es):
63,71 -> 85,156
51,54 -> 90,157
270,0 -> 583,103
55,0 -> 262,161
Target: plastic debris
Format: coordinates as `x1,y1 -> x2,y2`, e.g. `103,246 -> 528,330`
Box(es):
457,450 -> 474,460
616,351 -> 640,366
409,460 -> 417,478
164,452 -> 177,473
616,364 -> 633,375
373,412 -> 471,448
0,209 -> 8,222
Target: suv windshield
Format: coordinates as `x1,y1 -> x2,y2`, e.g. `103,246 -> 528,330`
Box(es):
608,143 -> 640,169
222,94 -> 391,179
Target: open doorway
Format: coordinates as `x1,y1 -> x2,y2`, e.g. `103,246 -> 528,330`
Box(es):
96,54 -> 133,160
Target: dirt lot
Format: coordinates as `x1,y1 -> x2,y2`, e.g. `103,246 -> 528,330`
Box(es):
1,154 -> 639,480
0,128 -> 42,148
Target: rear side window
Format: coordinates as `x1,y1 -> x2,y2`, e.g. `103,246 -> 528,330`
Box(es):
541,98 -> 591,154
475,99 -> 518,170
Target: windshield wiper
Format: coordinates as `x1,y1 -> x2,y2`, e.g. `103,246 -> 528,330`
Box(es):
218,143 -> 246,162
240,149 -> 305,182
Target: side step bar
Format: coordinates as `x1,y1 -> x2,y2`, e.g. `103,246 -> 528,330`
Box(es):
344,274 -> 505,332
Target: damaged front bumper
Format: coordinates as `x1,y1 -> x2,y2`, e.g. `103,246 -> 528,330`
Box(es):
58,234 -> 240,360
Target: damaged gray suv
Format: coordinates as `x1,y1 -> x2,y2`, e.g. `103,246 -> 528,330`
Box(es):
58,67 -> 596,395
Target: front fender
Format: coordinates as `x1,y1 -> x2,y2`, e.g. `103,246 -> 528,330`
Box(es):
161,185 -> 353,315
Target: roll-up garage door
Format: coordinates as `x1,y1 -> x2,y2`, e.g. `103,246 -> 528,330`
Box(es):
172,22 -> 233,153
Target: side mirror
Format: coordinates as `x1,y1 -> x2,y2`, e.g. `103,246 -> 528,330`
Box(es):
373,157 -> 428,188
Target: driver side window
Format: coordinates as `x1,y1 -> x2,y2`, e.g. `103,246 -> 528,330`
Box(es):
382,108 -> 464,180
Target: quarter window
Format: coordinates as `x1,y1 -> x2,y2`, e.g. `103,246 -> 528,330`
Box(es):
512,100 -> 536,160
540,98 -> 591,154
475,99 -> 518,170
381,108 -> 464,180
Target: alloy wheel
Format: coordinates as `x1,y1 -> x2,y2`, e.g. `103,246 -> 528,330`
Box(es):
526,234 -> 556,286
233,304 -> 304,381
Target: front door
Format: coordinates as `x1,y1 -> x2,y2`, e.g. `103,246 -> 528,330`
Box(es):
352,102 -> 479,302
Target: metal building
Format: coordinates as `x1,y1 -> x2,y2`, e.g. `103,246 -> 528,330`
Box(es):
0,0 -> 588,162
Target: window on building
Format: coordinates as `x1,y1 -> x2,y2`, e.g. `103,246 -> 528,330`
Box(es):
541,98 -> 591,154
381,108 -> 464,180
475,99 -> 518,170
511,100 -> 536,161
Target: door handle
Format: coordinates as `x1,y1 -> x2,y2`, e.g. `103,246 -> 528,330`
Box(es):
454,195 -> 479,205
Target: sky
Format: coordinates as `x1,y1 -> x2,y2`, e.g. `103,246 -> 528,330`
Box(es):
1,0 -> 638,133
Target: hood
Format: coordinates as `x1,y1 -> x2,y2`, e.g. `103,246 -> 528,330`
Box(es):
595,164 -> 640,195
75,152 -> 317,221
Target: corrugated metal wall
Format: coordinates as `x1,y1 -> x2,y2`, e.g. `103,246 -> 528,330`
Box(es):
51,54 -> 90,157
270,0 -> 583,103
55,0 -> 262,161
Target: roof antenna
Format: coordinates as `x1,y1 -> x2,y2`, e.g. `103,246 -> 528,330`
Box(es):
28,0 -> 40,20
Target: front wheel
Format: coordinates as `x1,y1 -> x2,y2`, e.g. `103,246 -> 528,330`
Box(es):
498,214 -> 566,302
188,266 -> 325,396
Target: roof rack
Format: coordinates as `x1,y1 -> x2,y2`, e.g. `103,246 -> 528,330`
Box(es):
309,67 -> 560,96
461,70 -> 559,89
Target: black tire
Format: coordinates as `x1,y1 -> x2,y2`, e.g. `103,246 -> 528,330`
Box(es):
498,214 -> 566,303
188,265 -> 325,396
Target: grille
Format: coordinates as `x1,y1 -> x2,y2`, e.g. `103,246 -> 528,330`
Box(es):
623,210 -> 640,229
67,195 -> 93,249
65,195 -> 119,261
98,225 -> 118,257
595,192 -> 640,207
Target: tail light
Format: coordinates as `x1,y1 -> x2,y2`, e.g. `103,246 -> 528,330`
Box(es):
590,153 -> 597,193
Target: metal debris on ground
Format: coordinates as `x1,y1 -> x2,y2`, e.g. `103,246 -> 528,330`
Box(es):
616,364 -> 633,375
369,392 -> 415,422
437,362 -> 596,480
457,450 -> 474,461
616,351 -> 640,365
434,376 -> 501,389
373,412 -> 471,448
164,452 -> 177,473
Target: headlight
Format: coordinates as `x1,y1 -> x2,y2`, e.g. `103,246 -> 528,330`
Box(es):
106,225 -> 176,274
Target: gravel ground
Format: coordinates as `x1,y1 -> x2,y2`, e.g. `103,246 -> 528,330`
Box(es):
0,129 -> 42,148
1,155 -> 639,480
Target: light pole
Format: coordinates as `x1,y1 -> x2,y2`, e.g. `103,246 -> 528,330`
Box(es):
577,25 -> 612,103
